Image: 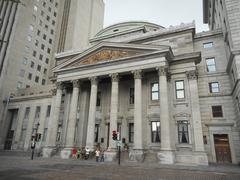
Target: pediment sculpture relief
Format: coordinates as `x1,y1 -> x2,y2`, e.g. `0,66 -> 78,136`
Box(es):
69,49 -> 141,67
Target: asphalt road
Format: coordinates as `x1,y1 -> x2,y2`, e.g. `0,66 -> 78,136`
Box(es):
0,156 -> 240,180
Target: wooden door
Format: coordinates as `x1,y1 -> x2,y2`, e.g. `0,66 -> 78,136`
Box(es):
214,134 -> 232,163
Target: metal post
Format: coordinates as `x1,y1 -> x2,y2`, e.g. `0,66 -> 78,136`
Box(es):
31,122 -> 40,160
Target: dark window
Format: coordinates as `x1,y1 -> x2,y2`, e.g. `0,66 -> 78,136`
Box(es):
46,105 -> 51,117
37,65 -> 41,71
212,106 -> 223,117
129,123 -> 134,143
35,76 -> 39,83
151,82 -> 159,100
151,121 -> 160,143
96,92 -> 101,107
41,44 -> 45,50
30,61 -> 34,68
129,88 -> 134,104
44,68 -> 47,74
42,128 -> 48,141
49,38 -> 52,44
45,58 -> 49,64
175,80 -> 185,99
47,48 -> 51,54
33,50 -> 37,57
35,106 -> 41,118
28,73 -> 32,80
206,58 -> 216,72
209,82 -> 220,93
43,34 -> 46,40
42,79 -> 46,85
39,54 -> 43,60
24,107 -> 30,119
94,124 -> 99,143
177,121 -> 189,143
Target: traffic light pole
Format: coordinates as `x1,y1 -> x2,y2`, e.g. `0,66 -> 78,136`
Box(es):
118,145 -> 120,165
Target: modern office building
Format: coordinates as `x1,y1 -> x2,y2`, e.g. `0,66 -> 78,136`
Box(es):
1,0 -> 239,166
0,0 -> 104,149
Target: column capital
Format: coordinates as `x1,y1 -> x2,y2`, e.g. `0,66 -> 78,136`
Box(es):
89,76 -> 98,85
51,89 -> 57,96
157,66 -> 168,76
109,73 -> 119,82
56,82 -> 64,90
132,69 -> 142,79
186,70 -> 198,80
72,79 -> 81,88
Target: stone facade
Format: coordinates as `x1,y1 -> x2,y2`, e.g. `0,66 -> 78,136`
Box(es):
1,1 -> 240,166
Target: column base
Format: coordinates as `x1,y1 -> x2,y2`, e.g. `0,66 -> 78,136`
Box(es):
104,150 -> 117,162
42,147 -> 56,158
129,149 -> 145,162
60,148 -> 73,159
157,150 -> 175,164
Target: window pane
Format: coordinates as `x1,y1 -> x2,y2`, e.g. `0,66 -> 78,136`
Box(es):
151,121 -> 160,143
212,106 -> 223,117
177,90 -> 185,99
176,81 -> 184,90
178,121 -> 189,144
152,92 -> 159,100
203,42 -> 213,48
152,83 -> 158,91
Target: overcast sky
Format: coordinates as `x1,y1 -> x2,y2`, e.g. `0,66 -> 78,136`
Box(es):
103,0 -> 209,32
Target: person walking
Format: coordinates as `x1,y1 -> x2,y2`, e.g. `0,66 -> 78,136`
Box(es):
100,150 -> 105,162
95,149 -> 100,162
77,148 -> 81,159
85,147 -> 90,160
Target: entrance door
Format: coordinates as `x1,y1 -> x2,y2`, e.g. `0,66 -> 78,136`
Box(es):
214,134 -> 232,163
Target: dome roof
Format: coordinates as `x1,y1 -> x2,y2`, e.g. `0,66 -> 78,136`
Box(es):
94,21 -> 165,38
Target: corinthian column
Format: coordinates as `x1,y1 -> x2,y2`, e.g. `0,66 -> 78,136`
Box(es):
43,82 -> 63,157
129,70 -> 144,162
86,77 -> 98,151
65,80 -> 80,148
108,73 -> 119,150
157,66 -> 174,164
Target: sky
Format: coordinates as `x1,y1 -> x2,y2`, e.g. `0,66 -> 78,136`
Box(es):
103,0 -> 209,32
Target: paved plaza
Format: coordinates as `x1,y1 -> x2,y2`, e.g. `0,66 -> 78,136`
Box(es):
0,152 -> 240,180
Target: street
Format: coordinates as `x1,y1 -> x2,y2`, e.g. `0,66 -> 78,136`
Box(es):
0,154 -> 240,180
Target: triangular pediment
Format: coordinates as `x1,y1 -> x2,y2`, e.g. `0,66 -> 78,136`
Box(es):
54,42 -> 170,72
68,48 -> 143,67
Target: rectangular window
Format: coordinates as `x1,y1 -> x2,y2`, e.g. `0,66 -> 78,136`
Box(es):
45,58 -> 49,64
178,121 -> 189,143
151,82 -> 159,100
30,61 -> 34,68
43,34 -> 46,40
37,65 -> 41,71
39,54 -> 43,60
42,128 -> 48,142
42,79 -> 46,85
212,106 -> 223,117
206,58 -> 216,72
47,48 -> 51,54
35,40 -> 39,46
35,76 -> 39,83
22,57 -> 28,65
175,80 -> 185,99
129,123 -> 134,143
24,107 -> 30,119
17,81 -> 23,89
96,92 -> 101,107
35,106 -> 41,119
209,82 -> 220,93
129,88 -> 134,104
151,121 -> 160,143
41,44 -> 45,50
19,69 -> 25,77
94,124 -> 99,143
44,68 -> 47,74
33,50 -> 37,57
28,73 -> 32,80
46,105 -> 51,117
203,42 -> 213,48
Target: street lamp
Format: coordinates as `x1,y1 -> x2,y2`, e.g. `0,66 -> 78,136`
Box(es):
31,122 -> 40,160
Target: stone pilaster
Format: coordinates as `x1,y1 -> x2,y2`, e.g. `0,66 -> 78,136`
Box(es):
23,106 -> 36,151
12,105 -> 26,150
104,74 -> 119,162
65,80 -> 80,148
85,77 -> 98,151
43,82 -> 63,157
187,70 -> 208,165
129,70 -> 144,162
157,66 -> 175,164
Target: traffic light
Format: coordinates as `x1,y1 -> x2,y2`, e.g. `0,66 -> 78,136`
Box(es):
112,130 -> 117,140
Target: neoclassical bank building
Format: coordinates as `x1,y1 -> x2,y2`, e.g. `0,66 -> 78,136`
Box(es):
2,21 -> 240,165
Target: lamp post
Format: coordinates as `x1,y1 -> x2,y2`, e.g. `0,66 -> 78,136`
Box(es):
31,122 -> 40,160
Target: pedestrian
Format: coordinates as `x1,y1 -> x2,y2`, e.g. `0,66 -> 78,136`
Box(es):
85,147 -> 90,160
100,150 -> 105,162
95,149 -> 100,162
77,148 -> 81,159
72,148 -> 77,159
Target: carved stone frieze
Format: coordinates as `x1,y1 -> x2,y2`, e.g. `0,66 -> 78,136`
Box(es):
51,89 -> 57,96
56,82 -> 64,90
157,66 -> 168,76
69,49 -> 141,67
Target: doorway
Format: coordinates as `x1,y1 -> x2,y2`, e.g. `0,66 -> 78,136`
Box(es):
214,134 -> 232,163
